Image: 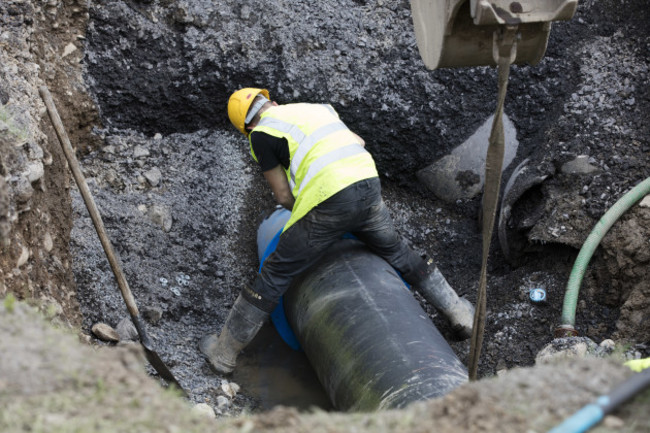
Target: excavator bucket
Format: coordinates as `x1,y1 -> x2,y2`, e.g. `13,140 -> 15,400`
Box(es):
410,0 -> 578,69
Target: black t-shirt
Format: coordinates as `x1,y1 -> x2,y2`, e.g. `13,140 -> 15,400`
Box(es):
250,131 -> 290,172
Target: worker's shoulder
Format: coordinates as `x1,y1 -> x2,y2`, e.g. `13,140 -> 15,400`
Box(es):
283,102 -> 337,113
250,130 -> 287,148
306,103 -> 340,119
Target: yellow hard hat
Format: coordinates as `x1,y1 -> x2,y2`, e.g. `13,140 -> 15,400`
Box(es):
227,88 -> 270,135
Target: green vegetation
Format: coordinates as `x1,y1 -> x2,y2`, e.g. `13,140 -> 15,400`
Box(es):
3,293 -> 16,313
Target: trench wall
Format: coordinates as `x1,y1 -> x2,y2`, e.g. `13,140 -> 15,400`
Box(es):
0,0 -> 99,326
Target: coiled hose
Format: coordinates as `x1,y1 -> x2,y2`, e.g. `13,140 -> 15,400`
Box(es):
556,176 -> 650,337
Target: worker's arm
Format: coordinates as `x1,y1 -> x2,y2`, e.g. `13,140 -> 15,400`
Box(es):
351,131 -> 366,147
263,165 -> 294,210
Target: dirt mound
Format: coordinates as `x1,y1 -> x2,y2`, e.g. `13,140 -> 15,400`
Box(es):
2,298 -> 648,432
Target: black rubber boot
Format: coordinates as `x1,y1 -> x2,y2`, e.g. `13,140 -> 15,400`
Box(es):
411,262 -> 475,340
199,293 -> 269,374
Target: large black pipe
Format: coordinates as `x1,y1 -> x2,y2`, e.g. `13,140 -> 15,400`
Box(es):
258,209 -> 468,411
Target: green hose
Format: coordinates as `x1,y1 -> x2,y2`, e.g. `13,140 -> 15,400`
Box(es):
558,176 -> 650,335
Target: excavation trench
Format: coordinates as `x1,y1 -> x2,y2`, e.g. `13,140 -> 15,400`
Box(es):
65,0 -> 650,416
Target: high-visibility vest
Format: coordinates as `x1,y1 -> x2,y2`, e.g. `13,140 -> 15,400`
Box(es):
249,103 -> 378,231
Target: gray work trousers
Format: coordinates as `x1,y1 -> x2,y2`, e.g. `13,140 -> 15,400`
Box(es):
248,177 -> 427,312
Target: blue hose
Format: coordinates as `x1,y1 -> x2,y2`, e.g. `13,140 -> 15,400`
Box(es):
548,367 -> 650,433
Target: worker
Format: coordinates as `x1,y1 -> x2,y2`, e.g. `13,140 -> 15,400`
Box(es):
199,88 -> 475,374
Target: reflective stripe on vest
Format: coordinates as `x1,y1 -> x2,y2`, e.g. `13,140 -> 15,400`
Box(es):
256,116 -> 349,190
294,143 -> 366,195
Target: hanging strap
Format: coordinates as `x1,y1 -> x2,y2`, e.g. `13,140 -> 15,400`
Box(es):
468,25 -> 518,380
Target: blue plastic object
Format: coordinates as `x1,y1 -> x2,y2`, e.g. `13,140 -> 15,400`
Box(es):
547,397 -> 608,433
530,287 -> 547,303
257,208 -> 302,350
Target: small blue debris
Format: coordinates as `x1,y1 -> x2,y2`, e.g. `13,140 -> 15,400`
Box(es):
529,287 -> 547,303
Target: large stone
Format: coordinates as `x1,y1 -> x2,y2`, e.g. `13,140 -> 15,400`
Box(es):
191,403 -> 216,419
91,322 -> 120,342
141,305 -> 163,324
561,155 -> 599,174
143,167 -> 162,187
148,204 -> 172,232
417,114 -> 518,203
535,337 -> 599,364
133,145 -> 150,158
116,317 -> 139,341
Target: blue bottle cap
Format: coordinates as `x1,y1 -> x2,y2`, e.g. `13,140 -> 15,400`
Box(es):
529,287 -> 547,302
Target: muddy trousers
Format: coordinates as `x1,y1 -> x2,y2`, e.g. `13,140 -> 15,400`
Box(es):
245,177 -> 428,313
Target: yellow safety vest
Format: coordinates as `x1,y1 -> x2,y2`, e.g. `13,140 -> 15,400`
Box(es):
249,103 -> 378,231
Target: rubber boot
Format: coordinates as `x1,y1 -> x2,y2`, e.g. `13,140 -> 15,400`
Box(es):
199,293 -> 269,374
413,266 -> 475,340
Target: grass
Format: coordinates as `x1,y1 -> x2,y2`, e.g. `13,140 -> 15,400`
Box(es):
3,293 -> 16,313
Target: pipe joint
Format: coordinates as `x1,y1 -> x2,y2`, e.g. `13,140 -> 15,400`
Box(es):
554,324 -> 579,338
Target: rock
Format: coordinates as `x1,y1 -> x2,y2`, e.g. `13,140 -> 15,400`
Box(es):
535,337 -> 599,364
16,245 -> 29,267
62,43 -> 78,58
172,3 -> 194,24
105,168 -> 124,190
216,395 -> 230,408
221,380 -> 240,398
25,161 -> 44,183
561,155 -> 599,175
133,145 -> 150,158
240,5 -> 251,20
78,332 -> 93,345
141,306 -> 163,324
148,204 -> 172,232
91,323 -> 120,342
43,232 -> 53,252
116,317 -> 139,341
14,175 -> 34,203
143,167 -> 162,187
603,415 -> 625,429
191,403 -> 216,419
416,114 -> 518,202
26,142 -> 44,161
639,195 -> 650,208
599,339 -> 616,351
